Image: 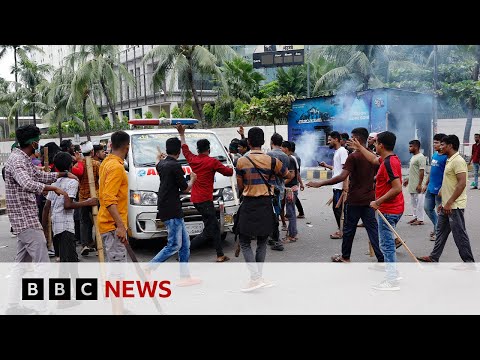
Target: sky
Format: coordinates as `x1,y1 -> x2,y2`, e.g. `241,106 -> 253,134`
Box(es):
0,48 -> 14,81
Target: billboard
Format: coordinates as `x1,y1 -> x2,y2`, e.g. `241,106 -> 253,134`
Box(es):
253,45 -> 305,68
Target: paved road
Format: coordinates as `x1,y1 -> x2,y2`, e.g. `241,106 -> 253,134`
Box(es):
1,183 -> 479,263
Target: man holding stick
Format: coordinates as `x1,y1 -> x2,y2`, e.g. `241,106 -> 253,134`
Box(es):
307,128 -> 384,263
318,131 -> 348,239
348,131 -> 404,291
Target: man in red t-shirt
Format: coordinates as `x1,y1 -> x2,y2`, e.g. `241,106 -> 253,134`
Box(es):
468,133 -> 480,189
176,124 -> 234,262
349,131 -> 404,291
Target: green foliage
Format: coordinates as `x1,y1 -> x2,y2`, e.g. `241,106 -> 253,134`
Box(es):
9,132 -> 16,139
182,103 -> 194,118
144,111 -> 153,119
171,105 -> 182,118
134,113 -> 142,119
203,103 -> 214,121
159,109 -> 168,118
241,94 -> 295,126
48,126 -> 58,136
258,81 -> 279,98
104,118 -> 112,131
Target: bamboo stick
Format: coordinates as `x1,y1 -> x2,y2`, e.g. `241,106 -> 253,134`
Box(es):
85,156 -> 104,262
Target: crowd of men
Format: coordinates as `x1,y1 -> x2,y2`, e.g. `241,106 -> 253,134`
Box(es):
2,123 -> 479,307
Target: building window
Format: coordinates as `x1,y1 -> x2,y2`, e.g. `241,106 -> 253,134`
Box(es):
122,110 -> 129,119
134,108 -> 142,117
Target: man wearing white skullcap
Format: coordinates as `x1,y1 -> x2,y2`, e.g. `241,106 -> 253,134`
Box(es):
368,132 -> 378,153
78,141 -> 101,256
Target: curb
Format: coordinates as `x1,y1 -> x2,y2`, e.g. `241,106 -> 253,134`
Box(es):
302,167 -> 332,181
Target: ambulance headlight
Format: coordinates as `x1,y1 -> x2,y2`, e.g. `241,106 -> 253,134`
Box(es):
222,187 -> 234,202
130,191 -> 158,206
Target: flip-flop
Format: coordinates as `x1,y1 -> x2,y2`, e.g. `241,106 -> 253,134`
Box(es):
330,232 -> 342,239
331,254 -> 350,263
216,256 -> 230,262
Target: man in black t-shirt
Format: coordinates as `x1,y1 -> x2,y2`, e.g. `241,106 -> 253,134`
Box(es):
147,137 -> 200,286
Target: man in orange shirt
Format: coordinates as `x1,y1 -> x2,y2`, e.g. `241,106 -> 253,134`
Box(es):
98,131 -> 130,262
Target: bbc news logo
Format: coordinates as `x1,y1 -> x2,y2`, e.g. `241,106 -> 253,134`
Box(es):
22,279 -> 172,300
22,279 -> 98,300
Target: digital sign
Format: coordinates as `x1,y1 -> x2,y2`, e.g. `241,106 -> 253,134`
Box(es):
253,45 -> 304,68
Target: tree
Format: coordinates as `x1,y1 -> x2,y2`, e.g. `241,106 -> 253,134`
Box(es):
5,54 -> 52,126
220,57 -> 265,102
313,45 -> 386,93
66,45 -> 135,128
241,94 -> 295,132
0,45 -> 43,130
143,45 -> 235,122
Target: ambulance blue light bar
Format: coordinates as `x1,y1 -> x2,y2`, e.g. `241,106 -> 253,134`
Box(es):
128,118 -> 199,126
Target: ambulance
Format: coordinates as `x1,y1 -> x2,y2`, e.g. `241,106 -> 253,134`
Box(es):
99,118 -> 239,246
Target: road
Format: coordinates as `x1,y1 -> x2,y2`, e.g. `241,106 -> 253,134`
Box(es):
1,183 -> 479,263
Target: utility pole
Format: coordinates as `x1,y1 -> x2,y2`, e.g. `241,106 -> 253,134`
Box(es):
432,45 -> 438,135
306,45 -> 310,98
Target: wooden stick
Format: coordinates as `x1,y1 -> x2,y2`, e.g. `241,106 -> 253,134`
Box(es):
369,241 -> 374,257
376,210 -> 420,263
326,197 -> 333,206
43,147 -> 53,251
85,156 -> 104,262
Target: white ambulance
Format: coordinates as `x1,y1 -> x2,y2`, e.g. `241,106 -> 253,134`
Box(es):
99,118 -> 239,246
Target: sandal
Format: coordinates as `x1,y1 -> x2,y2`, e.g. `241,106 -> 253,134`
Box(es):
410,220 -> 424,225
282,236 -> 297,243
407,218 -> 417,224
395,238 -> 403,249
330,232 -> 342,239
331,254 -> 350,263
216,255 -> 230,262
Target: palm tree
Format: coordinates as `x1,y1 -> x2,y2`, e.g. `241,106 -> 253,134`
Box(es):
313,45 -> 386,93
0,45 -> 43,129
221,57 -> 265,102
42,66 -> 77,142
10,53 -> 52,126
143,45 -> 236,122
66,45 -> 135,128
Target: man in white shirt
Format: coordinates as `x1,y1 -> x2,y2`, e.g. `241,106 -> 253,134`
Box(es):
319,131 -> 349,238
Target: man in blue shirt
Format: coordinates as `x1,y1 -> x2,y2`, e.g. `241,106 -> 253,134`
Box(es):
422,133 -> 448,241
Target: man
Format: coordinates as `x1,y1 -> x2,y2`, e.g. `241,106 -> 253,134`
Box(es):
98,131 -> 130,263
468,133 -> 480,189
236,127 -> 290,291
148,137 -> 200,286
318,131 -> 349,239
281,141 -> 301,242
228,139 -> 241,167
417,135 -> 475,264
266,132 -> 292,251
368,132 -> 378,153
237,139 -> 250,156
349,131 -> 404,291
291,141 -> 305,218
177,123 -> 234,262
93,143 -> 107,163
78,141 -> 101,256
5,125 -> 76,314
307,127 -> 384,263
341,132 -> 353,154
403,140 -> 426,226
422,133 -> 447,241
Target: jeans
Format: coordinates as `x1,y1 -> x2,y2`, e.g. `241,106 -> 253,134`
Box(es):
190,201 -> 223,257
150,218 -> 190,278
424,190 -> 442,231
410,193 -> 425,221
377,213 -> 402,281
430,209 -> 475,262
285,190 -> 298,237
473,163 -> 479,187
239,234 -> 268,280
271,193 -> 281,243
332,189 -> 343,229
341,205 -> 383,261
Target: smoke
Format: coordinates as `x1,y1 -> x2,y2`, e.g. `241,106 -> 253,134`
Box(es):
294,131 -> 322,168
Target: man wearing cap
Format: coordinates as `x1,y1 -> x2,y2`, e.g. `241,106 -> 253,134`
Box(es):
78,141 -> 101,256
